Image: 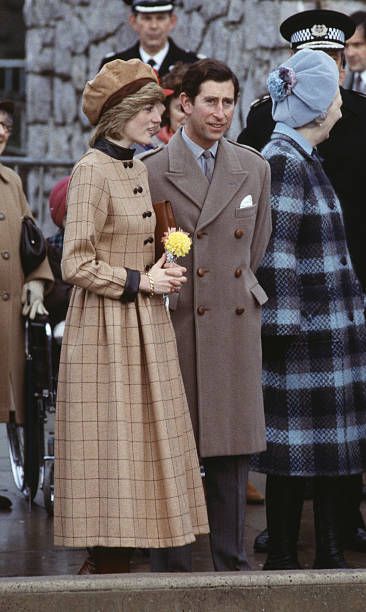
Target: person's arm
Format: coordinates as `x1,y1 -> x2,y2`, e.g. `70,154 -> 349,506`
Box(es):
249,159 -> 272,274
257,153 -> 304,339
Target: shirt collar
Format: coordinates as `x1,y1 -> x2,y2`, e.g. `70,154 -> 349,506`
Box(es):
181,127 -> 219,160
139,42 -> 169,70
272,122 -> 314,157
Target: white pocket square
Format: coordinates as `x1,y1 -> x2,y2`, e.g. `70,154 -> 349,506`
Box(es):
240,195 -> 253,208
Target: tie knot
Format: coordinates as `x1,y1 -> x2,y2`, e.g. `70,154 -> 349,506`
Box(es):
147,58 -> 156,67
202,150 -> 212,159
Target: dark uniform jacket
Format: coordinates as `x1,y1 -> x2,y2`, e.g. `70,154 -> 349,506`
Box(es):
237,87 -> 366,290
99,37 -> 199,76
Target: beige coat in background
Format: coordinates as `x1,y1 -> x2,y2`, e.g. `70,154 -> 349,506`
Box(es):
0,163 -> 53,424
54,149 -> 208,548
143,132 -> 272,458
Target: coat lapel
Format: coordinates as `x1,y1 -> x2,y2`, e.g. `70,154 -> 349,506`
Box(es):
165,131 -> 210,209
196,139 -> 249,231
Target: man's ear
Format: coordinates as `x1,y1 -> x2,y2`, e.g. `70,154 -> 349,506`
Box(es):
129,14 -> 138,32
169,13 -> 177,30
180,92 -> 193,115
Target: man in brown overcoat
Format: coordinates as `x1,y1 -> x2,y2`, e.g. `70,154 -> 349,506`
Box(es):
0,100 -> 53,510
142,59 -> 272,571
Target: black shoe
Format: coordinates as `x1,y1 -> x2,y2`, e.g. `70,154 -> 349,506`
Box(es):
263,555 -> 302,571
313,477 -> 349,570
254,528 -> 269,553
0,495 -> 12,511
345,527 -> 366,552
313,554 -> 350,569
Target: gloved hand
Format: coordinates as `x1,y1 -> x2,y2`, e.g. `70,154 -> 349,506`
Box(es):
21,280 -> 49,320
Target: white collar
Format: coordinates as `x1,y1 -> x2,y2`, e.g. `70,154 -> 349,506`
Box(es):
139,42 -> 170,71
181,127 -> 219,160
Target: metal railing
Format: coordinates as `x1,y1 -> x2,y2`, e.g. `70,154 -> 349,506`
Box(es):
0,156 -> 75,228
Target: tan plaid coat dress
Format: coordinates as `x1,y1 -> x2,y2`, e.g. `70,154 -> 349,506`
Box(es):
54,146 -> 208,548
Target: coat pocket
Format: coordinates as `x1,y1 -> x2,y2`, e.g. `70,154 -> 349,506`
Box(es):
235,205 -> 257,218
250,282 -> 268,306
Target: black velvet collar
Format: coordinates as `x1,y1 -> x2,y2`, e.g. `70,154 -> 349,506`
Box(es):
92,137 -> 135,160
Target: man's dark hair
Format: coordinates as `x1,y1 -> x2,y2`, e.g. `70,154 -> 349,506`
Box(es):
181,59 -> 240,103
350,11 -> 366,39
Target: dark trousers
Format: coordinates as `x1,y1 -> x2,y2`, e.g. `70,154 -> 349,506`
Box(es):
150,455 -> 250,572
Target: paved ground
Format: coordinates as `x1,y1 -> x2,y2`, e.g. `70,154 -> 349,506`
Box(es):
1,423 -> 366,577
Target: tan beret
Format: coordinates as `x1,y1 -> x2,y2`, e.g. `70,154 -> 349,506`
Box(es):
82,59 -> 159,125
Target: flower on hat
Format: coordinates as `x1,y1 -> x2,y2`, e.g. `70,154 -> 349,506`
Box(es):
267,66 -> 297,102
162,227 -> 192,260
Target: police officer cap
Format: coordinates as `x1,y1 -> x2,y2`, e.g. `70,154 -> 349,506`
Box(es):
123,0 -> 175,13
280,9 -> 355,50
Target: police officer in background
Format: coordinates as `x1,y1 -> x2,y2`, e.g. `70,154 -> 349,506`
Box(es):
100,0 -> 200,76
238,9 -> 366,556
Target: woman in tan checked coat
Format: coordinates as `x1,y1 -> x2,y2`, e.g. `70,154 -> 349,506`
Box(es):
54,59 -> 208,574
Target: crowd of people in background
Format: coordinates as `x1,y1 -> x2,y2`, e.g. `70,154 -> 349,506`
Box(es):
1,0 -> 366,576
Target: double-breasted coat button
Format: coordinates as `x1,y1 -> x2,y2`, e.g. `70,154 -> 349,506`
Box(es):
340,256 -> 347,266
137,186 -> 143,193
2,292 -> 10,301
144,236 -> 154,245
128,161 -> 133,168
1,251 -> 10,260
0,212 -> 5,220
133,187 -> 138,194
234,268 -> 242,278
142,211 -> 152,218
197,306 -> 208,315
123,162 -> 128,168
197,267 -> 208,277
234,229 -> 244,239
235,307 -> 245,315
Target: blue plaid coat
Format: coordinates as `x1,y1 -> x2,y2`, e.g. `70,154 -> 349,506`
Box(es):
253,133 -> 366,477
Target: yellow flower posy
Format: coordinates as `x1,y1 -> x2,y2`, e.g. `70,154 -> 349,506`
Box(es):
162,227 -> 192,262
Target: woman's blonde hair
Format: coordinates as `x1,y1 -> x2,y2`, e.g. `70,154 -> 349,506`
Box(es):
90,82 -> 164,146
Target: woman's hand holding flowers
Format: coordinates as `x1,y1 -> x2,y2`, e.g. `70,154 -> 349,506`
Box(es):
140,253 -> 187,295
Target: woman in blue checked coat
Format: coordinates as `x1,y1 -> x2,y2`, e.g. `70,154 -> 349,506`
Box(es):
253,49 -> 366,571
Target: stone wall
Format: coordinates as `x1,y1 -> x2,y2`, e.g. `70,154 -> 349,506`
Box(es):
24,0 -> 365,228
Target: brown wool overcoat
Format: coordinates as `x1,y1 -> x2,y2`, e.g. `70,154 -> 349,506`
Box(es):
54,149 -> 208,548
142,132 -> 272,458
0,163 -> 53,423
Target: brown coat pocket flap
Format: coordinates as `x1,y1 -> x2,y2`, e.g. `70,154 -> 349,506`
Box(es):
250,282 -> 268,306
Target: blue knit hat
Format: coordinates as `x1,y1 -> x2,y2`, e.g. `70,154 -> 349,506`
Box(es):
268,49 -> 339,128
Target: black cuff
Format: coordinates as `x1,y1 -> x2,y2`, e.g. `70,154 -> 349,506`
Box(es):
120,268 -> 141,303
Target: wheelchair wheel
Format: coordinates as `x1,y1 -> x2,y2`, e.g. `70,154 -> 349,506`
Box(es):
7,403 -> 44,502
43,459 -> 54,516
7,422 -> 26,493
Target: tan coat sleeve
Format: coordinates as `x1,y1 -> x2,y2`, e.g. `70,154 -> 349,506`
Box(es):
15,172 -> 54,289
61,162 -> 128,298
250,159 -> 272,273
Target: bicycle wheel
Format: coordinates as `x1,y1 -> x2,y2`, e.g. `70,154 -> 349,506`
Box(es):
43,458 -> 54,516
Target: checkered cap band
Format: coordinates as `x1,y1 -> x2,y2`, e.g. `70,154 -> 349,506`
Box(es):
291,27 -> 345,46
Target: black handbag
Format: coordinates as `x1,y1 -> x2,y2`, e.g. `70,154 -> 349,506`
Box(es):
20,215 -> 47,276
